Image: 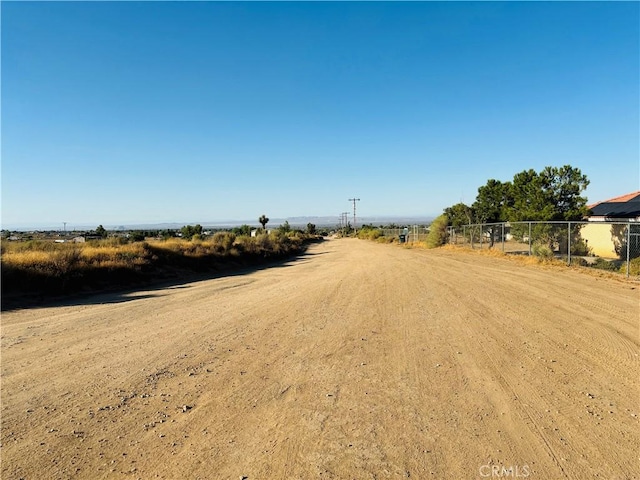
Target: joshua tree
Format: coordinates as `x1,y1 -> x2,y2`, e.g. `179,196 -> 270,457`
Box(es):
258,214 -> 269,231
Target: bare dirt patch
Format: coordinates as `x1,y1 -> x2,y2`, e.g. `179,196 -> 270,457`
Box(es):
2,239 -> 638,479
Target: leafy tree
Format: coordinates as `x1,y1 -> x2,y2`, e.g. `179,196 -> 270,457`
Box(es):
505,169 -> 547,221
278,221 -> 291,233
473,179 -> 510,224
180,224 -> 203,240
444,203 -> 474,229
505,166 -> 589,222
95,225 -> 108,238
129,231 -> 145,242
258,214 -> 269,231
539,165 -> 590,221
472,180 -> 511,247
231,224 -> 252,236
466,165 -> 590,249
306,223 -> 317,235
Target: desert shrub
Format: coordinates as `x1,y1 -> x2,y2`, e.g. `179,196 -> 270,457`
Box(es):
571,238 -> 591,256
425,215 -> 448,248
212,232 -> 236,253
277,221 -> 291,234
257,232 -> 274,251
569,257 -> 588,267
99,236 -> 129,247
377,236 -> 394,244
2,232 -> 313,301
231,224 -> 252,236
357,226 -> 382,241
129,231 -> 146,242
5,239 -> 61,253
532,242 -> 554,259
620,257 -> 640,276
590,257 -> 619,272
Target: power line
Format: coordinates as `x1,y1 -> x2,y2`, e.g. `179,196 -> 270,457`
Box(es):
340,212 -> 349,236
348,198 -> 360,232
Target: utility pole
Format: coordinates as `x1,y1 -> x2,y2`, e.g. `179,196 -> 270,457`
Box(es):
341,212 -> 349,236
348,197 -> 360,233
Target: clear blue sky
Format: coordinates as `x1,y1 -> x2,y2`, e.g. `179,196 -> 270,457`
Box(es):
2,1 -> 638,229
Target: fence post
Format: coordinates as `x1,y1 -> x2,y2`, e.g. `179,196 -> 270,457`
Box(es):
528,222 -> 532,256
627,223 -> 631,279
567,222 -> 571,265
502,223 -> 505,252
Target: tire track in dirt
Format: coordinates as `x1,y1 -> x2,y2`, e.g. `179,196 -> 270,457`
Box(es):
2,239 -> 638,479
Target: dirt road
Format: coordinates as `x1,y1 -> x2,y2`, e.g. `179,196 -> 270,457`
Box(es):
2,239 -> 638,479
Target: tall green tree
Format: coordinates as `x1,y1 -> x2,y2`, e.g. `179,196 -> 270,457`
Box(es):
444,203 -> 474,229
472,180 -> 511,248
506,169 -> 548,221
506,165 -> 589,221
473,179 -> 510,224
539,165 -> 590,221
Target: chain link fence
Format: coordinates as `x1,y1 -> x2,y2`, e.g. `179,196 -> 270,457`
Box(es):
448,221 -> 639,279
382,226 -> 430,243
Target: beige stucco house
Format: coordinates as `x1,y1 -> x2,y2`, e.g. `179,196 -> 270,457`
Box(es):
581,191 -> 640,258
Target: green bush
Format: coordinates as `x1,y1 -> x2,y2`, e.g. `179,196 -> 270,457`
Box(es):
590,257 -> 619,272
532,242 -> 554,259
357,226 -> 382,241
571,238 -> 591,256
620,257 -> 640,276
425,215 -> 448,248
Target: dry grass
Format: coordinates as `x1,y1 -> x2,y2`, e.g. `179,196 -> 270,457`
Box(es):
2,233 -> 317,300
439,244 -> 639,283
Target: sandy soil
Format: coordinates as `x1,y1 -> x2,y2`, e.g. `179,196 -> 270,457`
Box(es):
1,239 -> 638,480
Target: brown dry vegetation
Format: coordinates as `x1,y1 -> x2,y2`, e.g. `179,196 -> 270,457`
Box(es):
1,233 -> 318,305
379,240 -> 640,278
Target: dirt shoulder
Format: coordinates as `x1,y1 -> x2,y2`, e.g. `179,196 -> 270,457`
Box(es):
2,238 -> 638,479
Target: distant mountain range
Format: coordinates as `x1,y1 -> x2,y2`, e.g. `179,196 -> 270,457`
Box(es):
5,215 -> 436,232
127,215 -> 436,230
